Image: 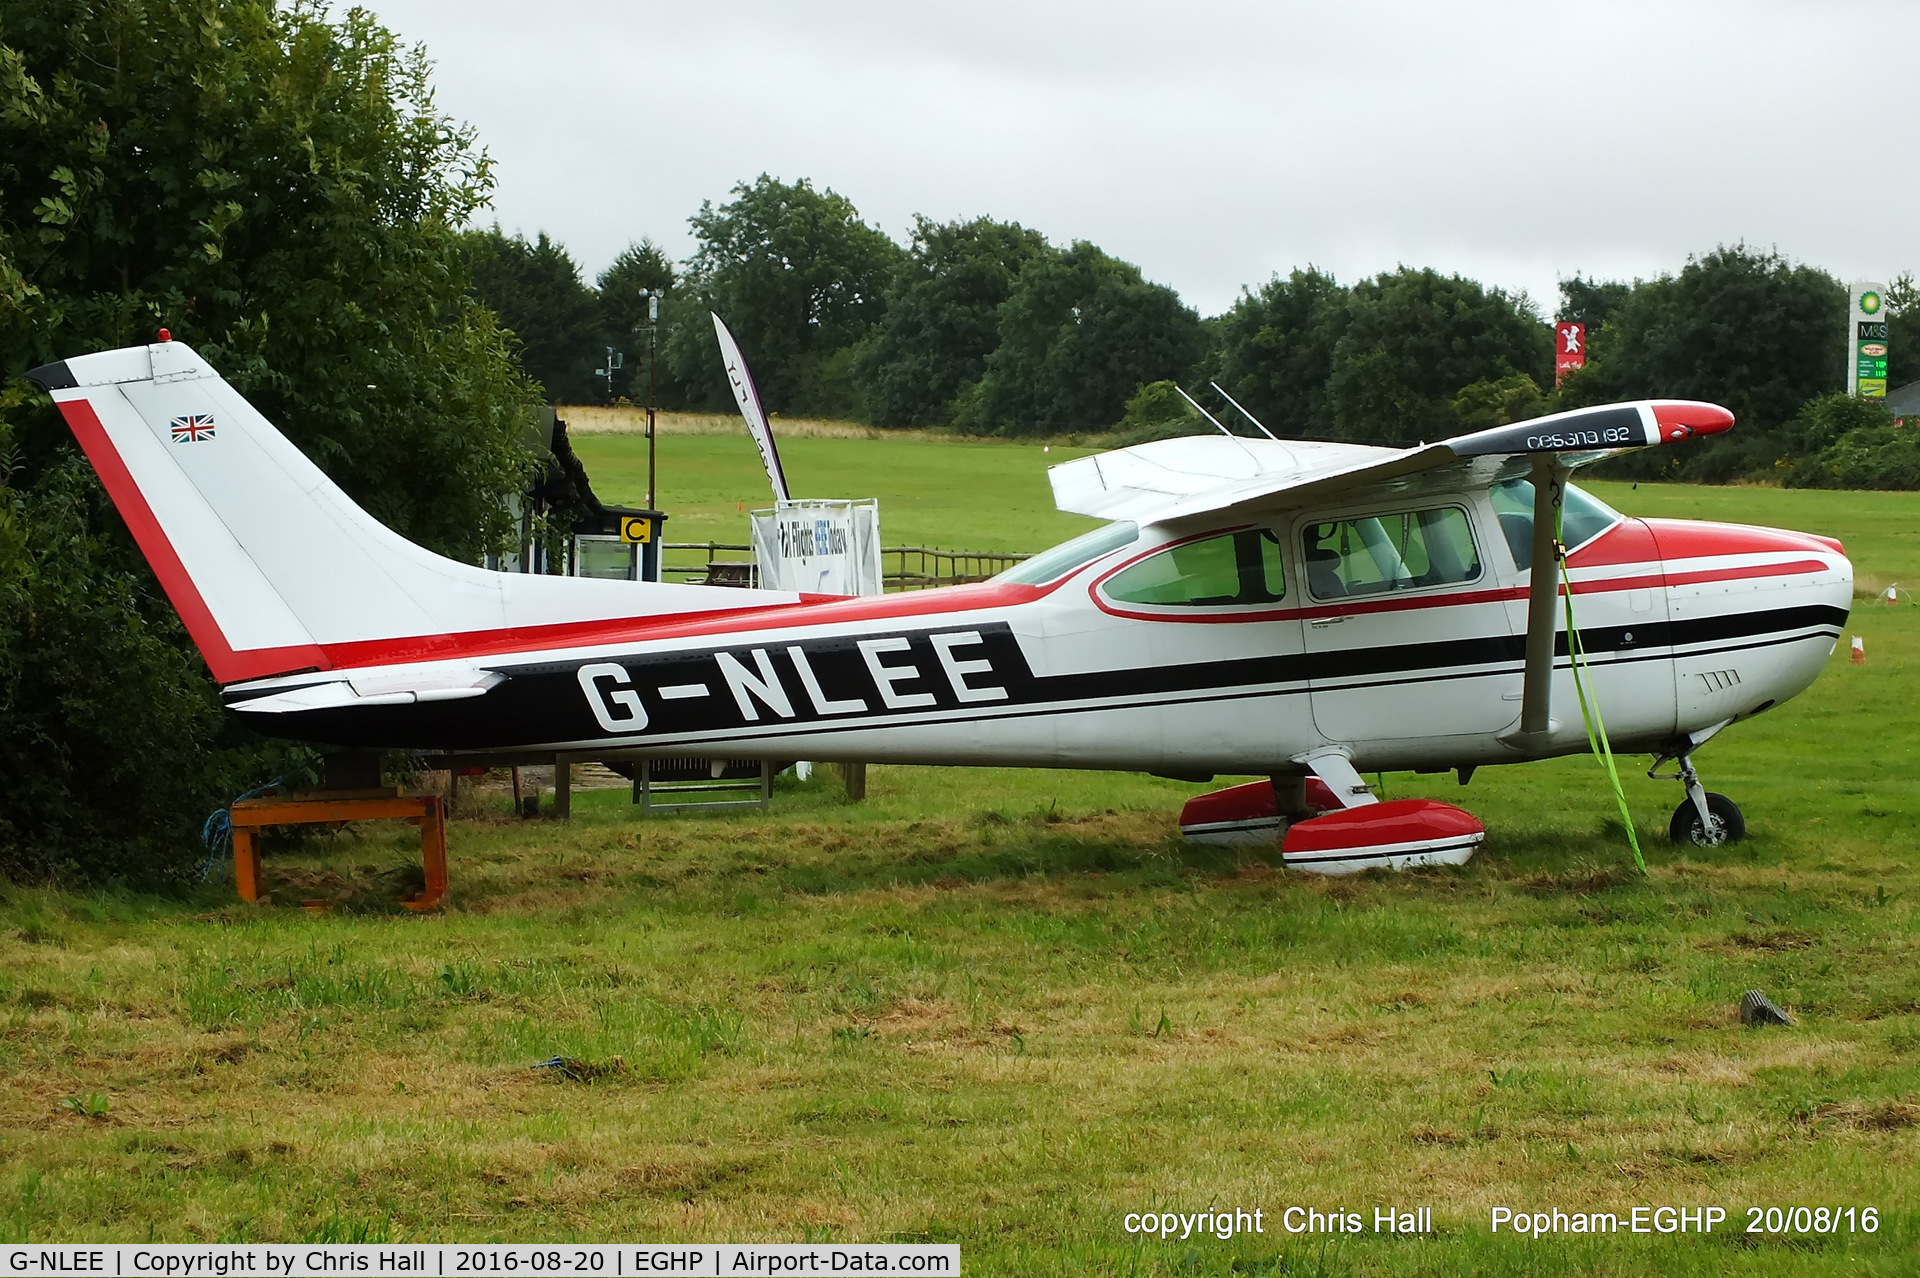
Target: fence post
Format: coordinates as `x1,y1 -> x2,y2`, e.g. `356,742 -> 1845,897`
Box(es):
841,761 -> 867,802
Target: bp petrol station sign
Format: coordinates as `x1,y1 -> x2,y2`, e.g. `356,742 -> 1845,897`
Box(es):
1852,281 -> 1888,398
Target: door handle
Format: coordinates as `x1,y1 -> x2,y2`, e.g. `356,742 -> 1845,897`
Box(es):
1309,615 -> 1351,627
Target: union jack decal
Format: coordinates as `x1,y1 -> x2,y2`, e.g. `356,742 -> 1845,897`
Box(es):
170,413 -> 216,443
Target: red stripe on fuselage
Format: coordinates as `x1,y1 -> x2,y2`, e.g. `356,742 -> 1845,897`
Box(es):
309,580 -> 1053,671
260,550 -> 1835,675
1088,559 -> 1830,627
1085,517 -> 1835,627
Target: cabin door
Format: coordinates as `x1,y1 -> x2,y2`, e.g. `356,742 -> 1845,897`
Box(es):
1296,502 -> 1522,742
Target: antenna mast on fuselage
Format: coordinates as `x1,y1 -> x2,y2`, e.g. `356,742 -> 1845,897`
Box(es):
1175,386 -> 1236,438
1210,381 -> 1280,441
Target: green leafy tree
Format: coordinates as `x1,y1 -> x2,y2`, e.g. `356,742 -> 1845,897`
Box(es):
1781,395 -> 1920,488
0,454 -> 246,885
1565,246 -> 1844,430
665,175 -> 904,416
1556,275 -> 1632,329
1451,373 -> 1544,429
465,227 -> 604,403
0,0 -> 537,882
1114,379 -> 1194,438
1210,267 -> 1348,437
854,216 -> 1053,427
1884,272 -> 1920,390
596,238 -> 676,401
1323,268 -> 1551,445
970,242 -> 1206,434
1785,390 -> 1894,454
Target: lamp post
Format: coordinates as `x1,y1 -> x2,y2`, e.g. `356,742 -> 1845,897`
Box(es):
641,289 -> 660,509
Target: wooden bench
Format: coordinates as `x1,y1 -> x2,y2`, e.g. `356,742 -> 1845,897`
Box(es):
230,791 -> 448,911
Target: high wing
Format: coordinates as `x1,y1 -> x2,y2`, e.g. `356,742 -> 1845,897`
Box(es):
1049,400 -> 1734,526
1051,398 -> 1736,744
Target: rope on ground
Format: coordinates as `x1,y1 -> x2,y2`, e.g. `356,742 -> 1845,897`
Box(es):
199,773 -> 298,882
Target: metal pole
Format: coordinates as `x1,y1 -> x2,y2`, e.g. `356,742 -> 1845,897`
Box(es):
646,291 -> 659,511
1518,455 -> 1565,736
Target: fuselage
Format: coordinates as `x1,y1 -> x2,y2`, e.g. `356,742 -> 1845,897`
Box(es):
226,487 -> 1853,776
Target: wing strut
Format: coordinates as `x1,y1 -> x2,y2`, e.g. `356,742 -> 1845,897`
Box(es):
1518,455 -> 1567,736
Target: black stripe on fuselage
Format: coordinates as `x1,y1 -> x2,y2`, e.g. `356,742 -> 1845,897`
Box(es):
233,603 -> 1848,750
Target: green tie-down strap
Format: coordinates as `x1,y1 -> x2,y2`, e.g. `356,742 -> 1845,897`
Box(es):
1556,509 -> 1649,876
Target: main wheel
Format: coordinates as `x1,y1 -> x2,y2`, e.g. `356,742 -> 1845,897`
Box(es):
1669,793 -> 1745,846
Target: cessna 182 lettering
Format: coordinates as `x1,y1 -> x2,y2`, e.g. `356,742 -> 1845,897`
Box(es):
28,339 -> 1852,874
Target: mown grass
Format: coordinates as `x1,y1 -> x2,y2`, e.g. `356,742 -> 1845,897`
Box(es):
569,426 -> 1101,551
2,476 -> 1916,1274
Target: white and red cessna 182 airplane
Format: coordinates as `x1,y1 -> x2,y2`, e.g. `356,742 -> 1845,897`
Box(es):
29,339 -> 1853,873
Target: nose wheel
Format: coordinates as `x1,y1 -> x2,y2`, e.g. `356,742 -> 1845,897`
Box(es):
1669,790 -> 1744,846
1653,752 -> 1746,847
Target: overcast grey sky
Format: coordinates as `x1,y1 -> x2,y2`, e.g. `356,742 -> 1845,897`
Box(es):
368,0 -> 1909,317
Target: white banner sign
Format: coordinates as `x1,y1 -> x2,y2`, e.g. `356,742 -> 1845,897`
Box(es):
711,312 -> 790,503
750,498 -> 882,596
0,1244 -> 958,1278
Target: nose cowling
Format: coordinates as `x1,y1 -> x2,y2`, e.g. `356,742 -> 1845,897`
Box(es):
1644,516 -> 1853,735
1641,517 -> 1849,564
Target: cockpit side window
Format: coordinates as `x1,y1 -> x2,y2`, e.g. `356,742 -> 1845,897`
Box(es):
1103,528 -> 1286,607
1488,480 -> 1622,567
1301,506 -> 1481,599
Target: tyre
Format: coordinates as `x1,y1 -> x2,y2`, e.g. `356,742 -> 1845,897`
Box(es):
1669,793 -> 1745,846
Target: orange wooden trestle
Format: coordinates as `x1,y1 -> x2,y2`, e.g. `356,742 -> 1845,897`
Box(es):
229,793 -> 448,911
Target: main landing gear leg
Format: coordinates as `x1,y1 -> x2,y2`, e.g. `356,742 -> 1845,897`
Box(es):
1653,751 -> 1746,847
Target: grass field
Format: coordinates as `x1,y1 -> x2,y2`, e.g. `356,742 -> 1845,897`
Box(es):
569,418 -> 1100,551
2,438 -> 1917,1274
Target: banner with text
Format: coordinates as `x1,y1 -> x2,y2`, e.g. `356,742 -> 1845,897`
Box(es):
1851,281 -> 1888,398
750,498 -> 882,597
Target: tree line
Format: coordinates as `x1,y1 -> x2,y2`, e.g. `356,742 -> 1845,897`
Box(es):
473,179 -> 1920,489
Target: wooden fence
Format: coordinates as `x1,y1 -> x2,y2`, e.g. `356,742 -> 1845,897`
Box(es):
660,542 -> 1032,592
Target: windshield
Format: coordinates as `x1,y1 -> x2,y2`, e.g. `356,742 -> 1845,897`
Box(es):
996,521 -> 1140,585
1488,479 -> 1622,567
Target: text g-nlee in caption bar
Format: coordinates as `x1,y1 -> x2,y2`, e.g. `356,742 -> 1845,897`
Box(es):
3,1246 -> 962,1278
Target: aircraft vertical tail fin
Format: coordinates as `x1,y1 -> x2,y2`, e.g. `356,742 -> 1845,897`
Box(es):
27,341 -> 796,683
